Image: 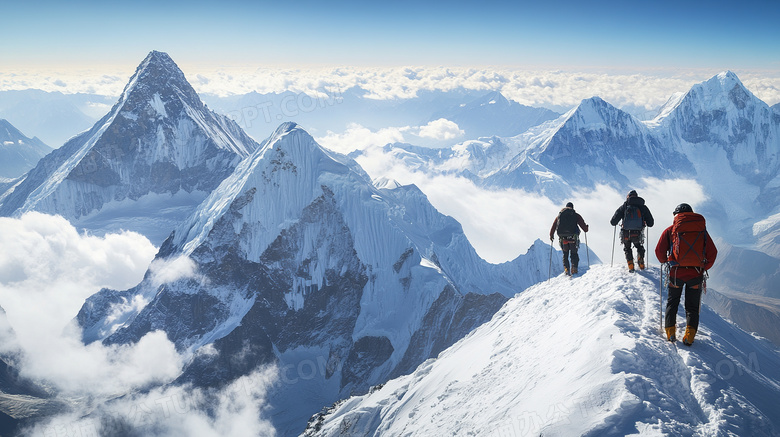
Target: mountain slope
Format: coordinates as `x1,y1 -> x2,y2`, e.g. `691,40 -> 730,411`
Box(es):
306,265 -> 780,436
0,51 -> 258,243
77,122 -> 553,435
705,289 -> 780,346
0,119 -> 52,178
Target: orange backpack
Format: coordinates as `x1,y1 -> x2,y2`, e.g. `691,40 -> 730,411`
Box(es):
670,212 -> 708,268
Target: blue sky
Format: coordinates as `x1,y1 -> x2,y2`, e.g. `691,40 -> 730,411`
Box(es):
2,0 -> 779,71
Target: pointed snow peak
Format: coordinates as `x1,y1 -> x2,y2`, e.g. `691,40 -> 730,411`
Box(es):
117,50 -> 200,111
686,71 -> 756,110
0,119 -> 21,138
650,71 -> 766,129
696,70 -> 745,94
261,122 -> 317,155
564,96 -> 622,126
475,90 -> 510,106
579,95 -> 609,109
374,176 -> 403,190
145,50 -> 175,65
137,50 -> 185,81
262,122 -> 354,171
271,121 -> 300,138
714,70 -> 741,86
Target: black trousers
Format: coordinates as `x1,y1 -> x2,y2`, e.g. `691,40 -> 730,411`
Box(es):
622,230 -> 645,262
664,276 -> 703,330
560,238 -> 579,270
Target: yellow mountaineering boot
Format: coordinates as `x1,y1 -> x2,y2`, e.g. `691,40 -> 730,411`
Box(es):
627,260 -> 635,273
683,327 -> 697,346
638,258 -> 645,270
665,326 -> 676,342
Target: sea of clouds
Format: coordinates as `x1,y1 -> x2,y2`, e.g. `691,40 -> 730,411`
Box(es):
3,66 -> 778,112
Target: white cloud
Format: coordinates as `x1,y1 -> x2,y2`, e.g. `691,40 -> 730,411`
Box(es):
25,367 -> 278,437
417,118 -> 464,141
0,212 -> 279,435
149,255 -> 201,287
0,212 -> 181,394
316,123 -> 409,154
4,66 -> 778,110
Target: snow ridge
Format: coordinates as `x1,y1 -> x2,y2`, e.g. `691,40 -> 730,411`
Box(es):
307,265 -> 780,437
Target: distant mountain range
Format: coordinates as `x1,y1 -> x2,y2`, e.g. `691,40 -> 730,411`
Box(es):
0,119 -> 51,178
0,90 -> 113,148
373,72 -> 780,250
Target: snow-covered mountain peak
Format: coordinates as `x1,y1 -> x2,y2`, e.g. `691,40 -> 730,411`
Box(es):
259,122 -> 344,164
306,265 -> 780,436
689,70 -> 756,111
114,50 -> 201,119
475,90 -> 509,107
170,121 -> 357,257
373,176 -> 403,190
546,96 -> 635,138
653,71 -> 764,128
0,51 -> 258,242
566,96 -> 620,124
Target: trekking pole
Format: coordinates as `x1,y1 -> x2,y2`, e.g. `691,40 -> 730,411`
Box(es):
548,239 -> 553,280
660,263 -> 668,335
611,226 -> 616,267
659,264 -> 663,335
584,232 -> 590,267
646,227 -> 650,269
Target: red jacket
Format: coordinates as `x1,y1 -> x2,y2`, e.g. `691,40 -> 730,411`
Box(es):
655,224 -> 717,281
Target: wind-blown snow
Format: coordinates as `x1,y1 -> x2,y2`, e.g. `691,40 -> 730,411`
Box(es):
309,265 -> 780,436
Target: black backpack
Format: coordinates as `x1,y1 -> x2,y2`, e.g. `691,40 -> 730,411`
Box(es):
623,204 -> 644,231
557,208 -> 578,236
